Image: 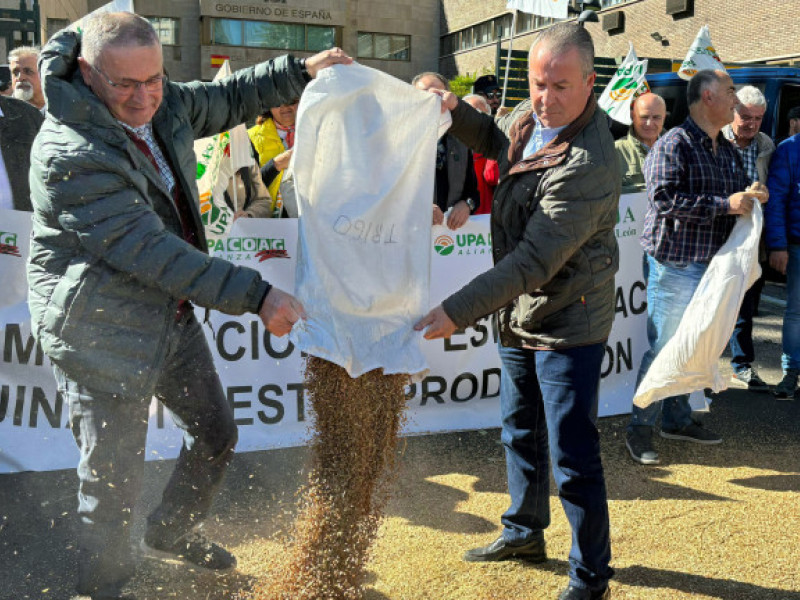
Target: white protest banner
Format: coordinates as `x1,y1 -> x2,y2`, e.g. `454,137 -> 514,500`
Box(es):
194,59 -> 254,239
1,195 -> 652,474
678,25 -> 725,81
507,0 -> 568,19
598,43 -> 649,126
69,0 -> 135,32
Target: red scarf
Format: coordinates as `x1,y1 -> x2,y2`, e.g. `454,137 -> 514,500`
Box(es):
275,121 -> 295,149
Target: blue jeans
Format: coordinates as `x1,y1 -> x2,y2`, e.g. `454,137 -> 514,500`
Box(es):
55,313 -> 238,598
498,342 -> 613,592
629,255 -> 706,431
782,245 -> 800,371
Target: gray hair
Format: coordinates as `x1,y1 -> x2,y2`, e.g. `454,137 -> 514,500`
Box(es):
463,93 -> 491,113
81,12 -> 160,66
529,23 -> 594,79
736,85 -> 767,110
411,71 -> 449,90
687,69 -> 727,106
8,45 -> 40,62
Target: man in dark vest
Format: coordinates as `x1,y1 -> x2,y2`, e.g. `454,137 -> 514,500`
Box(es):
413,71 -> 479,230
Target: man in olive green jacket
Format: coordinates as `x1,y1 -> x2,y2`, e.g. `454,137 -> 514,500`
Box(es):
27,13 -> 350,600
614,93 -> 666,193
416,23 -> 617,600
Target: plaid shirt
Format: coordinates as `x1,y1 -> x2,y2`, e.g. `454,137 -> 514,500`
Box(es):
119,120 -> 176,193
641,116 -> 750,263
723,127 -> 759,184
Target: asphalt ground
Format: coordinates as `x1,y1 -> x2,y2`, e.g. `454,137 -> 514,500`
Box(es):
1,282 -> 798,600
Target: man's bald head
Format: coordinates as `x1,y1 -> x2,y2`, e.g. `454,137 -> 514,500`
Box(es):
630,93 -> 666,148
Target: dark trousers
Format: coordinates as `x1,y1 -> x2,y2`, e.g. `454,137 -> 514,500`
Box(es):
498,342 -> 613,592
729,276 -> 762,371
54,313 -> 237,598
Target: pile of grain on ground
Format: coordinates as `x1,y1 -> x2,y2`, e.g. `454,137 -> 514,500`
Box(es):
244,356 -> 408,600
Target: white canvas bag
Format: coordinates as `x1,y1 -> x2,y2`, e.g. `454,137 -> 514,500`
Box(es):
290,63 -> 444,377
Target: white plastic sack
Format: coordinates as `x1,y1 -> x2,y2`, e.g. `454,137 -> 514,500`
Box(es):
633,203 -> 762,408
289,63 -> 443,377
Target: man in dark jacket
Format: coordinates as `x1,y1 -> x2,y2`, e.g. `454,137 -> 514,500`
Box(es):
416,23 -> 617,600
0,95 -> 43,211
27,13 -> 350,600
413,71 -> 479,230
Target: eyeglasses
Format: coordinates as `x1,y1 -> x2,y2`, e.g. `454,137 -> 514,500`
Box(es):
482,90 -> 502,99
90,63 -> 165,93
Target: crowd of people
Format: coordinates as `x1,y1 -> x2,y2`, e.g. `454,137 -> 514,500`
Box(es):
3,11 -> 799,600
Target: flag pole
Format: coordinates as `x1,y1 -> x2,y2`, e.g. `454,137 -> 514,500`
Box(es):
500,9 -> 518,109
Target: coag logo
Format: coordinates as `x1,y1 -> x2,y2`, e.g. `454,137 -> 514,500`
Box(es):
434,235 -> 455,256
0,230 -> 21,258
208,236 -> 289,261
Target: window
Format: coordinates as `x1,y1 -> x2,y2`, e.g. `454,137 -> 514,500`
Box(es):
440,34 -> 457,56
213,19 -> 242,46
494,14 -> 513,40
244,21 -> 304,50
439,13 -> 523,57
148,17 -> 180,46
47,18 -> 70,40
212,19 -> 337,52
357,32 -> 411,61
307,25 -> 336,52
474,21 -> 492,46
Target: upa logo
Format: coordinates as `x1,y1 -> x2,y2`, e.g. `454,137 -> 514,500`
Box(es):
434,234 -> 455,256
208,236 -> 289,261
0,230 -> 21,258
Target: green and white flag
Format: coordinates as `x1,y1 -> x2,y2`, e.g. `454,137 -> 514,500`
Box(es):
194,59 -> 255,241
678,25 -> 725,81
598,43 -> 648,126
69,0 -> 135,32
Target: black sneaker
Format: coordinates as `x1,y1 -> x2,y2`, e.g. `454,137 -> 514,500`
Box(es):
558,584 -> 611,600
773,369 -> 799,400
625,428 -> 659,465
463,535 -> 547,563
141,529 -> 237,571
730,367 -> 770,392
660,421 -> 722,445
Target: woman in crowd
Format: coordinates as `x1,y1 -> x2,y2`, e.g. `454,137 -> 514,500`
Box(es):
248,99 -> 299,217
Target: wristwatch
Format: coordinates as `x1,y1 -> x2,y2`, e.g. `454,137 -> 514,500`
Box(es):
299,58 -> 312,82
465,197 -> 476,212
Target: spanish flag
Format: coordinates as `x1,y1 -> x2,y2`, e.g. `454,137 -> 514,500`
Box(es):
211,54 -> 229,68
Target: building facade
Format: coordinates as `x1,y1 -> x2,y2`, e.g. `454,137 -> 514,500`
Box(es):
37,0 -> 439,83
439,0 -> 800,80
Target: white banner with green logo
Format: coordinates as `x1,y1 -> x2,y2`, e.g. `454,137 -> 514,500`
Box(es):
194,60 -> 256,241
598,44 -> 649,126
2,197 -> 706,473
678,25 -> 726,81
